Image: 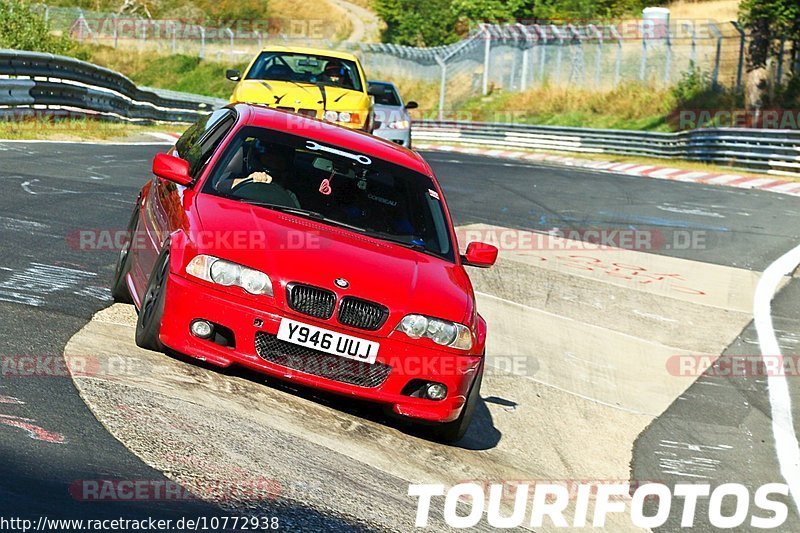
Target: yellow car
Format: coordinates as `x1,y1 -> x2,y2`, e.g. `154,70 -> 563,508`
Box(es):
227,47 -> 374,132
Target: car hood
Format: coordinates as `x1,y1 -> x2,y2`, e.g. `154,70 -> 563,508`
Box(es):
193,194 -> 473,326
231,79 -> 370,113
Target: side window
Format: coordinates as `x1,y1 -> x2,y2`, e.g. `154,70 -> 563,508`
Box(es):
175,109 -> 236,179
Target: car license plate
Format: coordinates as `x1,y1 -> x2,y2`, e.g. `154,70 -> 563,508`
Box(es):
277,318 -> 380,364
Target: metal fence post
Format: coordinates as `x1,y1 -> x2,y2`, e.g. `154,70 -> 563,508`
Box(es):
226,28 -> 235,62
517,24 -> 533,92
75,11 -> 86,42
256,31 -> 263,50
551,25 -> 563,83
567,24 -> 584,85
664,27 -> 672,84
610,26 -> 622,86
639,27 -> 648,82
112,14 -> 119,49
731,22 -> 745,92
435,55 -> 447,121
589,25 -> 602,88
140,19 -> 147,49
199,26 -> 206,59
534,25 -> 547,83
482,25 -> 491,95
170,21 -> 177,54
709,23 -> 722,90
776,37 -> 786,85
43,5 -> 49,23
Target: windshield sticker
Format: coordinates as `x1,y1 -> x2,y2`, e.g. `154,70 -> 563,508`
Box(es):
319,179 -> 332,195
305,141 -> 372,165
428,189 -> 440,200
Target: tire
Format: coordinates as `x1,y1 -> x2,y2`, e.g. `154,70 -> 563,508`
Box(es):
428,360 -> 484,443
135,245 -> 169,352
110,206 -> 139,304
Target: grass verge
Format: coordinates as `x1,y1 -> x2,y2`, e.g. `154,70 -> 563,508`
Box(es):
0,118 -> 179,141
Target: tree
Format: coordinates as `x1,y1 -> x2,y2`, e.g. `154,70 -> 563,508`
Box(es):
374,0 -> 460,46
450,0 -> 532,23
739,0 -> 800,109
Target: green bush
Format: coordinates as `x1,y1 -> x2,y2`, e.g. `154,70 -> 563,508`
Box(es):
0,0 -> 74,54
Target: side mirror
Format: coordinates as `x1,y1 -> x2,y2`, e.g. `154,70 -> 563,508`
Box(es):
405,101 -> 419,110
153,153 -> 192,186
226,69 -> 241,82
462,242 -> 498,268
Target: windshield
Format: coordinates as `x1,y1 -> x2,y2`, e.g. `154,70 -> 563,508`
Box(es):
203,126 -> 454,261
369,83 -> 402,106
245,52 -> 363,92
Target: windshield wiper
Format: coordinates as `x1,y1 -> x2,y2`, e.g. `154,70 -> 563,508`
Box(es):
239,201 -> 367,232
360,231 -> 429,252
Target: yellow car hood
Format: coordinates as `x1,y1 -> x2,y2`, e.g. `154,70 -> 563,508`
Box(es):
230,80 -> 370,114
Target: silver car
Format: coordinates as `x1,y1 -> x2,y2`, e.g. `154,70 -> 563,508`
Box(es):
368,81 -> 418,148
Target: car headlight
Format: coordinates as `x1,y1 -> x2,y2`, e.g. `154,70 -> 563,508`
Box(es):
388,120 -> 410,130
323,111 -> 359,124
186,255 -> 273,296
396,314 -> 473,350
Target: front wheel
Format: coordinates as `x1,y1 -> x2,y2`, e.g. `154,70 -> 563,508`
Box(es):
110,206 -> 139,303
135,246 -> 169,352
428,360 -> 484,443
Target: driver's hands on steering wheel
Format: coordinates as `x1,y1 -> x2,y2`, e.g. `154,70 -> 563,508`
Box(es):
231,171 -> 273,189
248,172 -> 273,184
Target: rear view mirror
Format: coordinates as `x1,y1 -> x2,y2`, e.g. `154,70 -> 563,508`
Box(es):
153,153 -> 192,186
462,242 -> 498,268
312,157 -> 334,173
405,101 -> 419,110
226,69 -> 241,82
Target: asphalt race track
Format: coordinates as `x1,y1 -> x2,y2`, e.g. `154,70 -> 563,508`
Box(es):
1,140 -> 800,531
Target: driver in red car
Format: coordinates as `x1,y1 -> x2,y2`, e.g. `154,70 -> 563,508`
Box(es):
219,139 -> 300,207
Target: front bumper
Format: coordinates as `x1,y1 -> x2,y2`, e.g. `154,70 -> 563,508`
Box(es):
159,273 -> 482,423
373,128 -> 412,147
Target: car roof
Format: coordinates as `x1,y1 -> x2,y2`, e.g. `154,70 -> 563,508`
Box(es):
234,104 -> 431,175
258,46 -> 360,63
368,80 -> 397,88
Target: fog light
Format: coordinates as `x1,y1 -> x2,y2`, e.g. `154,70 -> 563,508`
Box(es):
190,320 -> 214,339
425,383 -> 447,401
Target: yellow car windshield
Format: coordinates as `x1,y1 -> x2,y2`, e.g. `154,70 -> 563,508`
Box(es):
245,52 -> 362,92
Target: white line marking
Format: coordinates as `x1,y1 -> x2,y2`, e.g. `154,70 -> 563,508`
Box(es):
0,140 -> 173,146
754,243 -> 800,514
147,132 -> 180,142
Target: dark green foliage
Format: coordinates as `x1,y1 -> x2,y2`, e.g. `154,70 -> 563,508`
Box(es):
0,0 -> 74,54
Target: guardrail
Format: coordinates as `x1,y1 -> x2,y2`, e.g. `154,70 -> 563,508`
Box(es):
412,121 -> 800,177
0,49 -> 225,122
1,50 -> 797,177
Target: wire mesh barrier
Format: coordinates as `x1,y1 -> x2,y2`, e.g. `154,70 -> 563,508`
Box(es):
25,4 -> 800,121
32,4 -> 800,118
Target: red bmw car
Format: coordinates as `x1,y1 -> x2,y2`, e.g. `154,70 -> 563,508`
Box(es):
111,103 -> 498,442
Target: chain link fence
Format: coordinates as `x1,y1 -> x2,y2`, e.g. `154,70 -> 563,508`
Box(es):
27,4 -> 800,120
